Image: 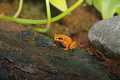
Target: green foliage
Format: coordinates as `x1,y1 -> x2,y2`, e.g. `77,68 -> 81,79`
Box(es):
49,0 -> 68,11
86,0 -> 93,5
86,0 -> 120,19
0,0 -> 83,25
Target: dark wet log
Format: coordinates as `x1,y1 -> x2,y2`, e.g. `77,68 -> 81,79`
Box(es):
0,26 -> 112,80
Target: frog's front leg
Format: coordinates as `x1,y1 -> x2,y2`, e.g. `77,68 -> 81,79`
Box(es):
64,44 -> 69,50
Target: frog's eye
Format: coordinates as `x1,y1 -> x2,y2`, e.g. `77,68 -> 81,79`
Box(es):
57,37 -> 63,40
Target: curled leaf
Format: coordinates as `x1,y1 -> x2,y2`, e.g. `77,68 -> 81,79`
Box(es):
49,0 -> 68,11
86,0 -> 120,19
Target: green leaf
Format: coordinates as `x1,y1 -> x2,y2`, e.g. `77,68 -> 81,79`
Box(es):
86,0 -> 120,19
49,0 -> 68,11
116,7 -> 120,14
85,0 -> 93,5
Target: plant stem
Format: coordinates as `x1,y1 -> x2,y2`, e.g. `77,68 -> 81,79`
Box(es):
33,0 -> 51,33
52,0 -> 83,22
14,0 -> 23,18
0,0 -> 83,25
46,0 -> 51,24
45,0 -> 51,32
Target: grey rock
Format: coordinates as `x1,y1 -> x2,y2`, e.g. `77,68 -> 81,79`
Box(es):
88,16 -> 120,58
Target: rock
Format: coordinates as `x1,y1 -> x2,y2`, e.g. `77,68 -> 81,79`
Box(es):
0,65 -> 9,80
34,33 -> 55,48
17,31 -> 55,48
43,49 -> 111,80
0,29 -> 111,80
88,16 -> 120,58
0,48 -> 111,80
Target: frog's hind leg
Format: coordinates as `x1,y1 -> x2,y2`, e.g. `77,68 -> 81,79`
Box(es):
69,41 -> 77,49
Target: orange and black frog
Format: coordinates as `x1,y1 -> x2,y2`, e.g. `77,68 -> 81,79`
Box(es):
54,34 -> 77,50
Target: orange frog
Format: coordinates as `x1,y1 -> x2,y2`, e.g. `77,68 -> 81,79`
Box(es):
54,34 -> 77,50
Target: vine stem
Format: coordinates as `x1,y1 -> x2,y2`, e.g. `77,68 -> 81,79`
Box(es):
32,0 -> 51,32
46,0 -> 51,24
0,0 -> 83,25
14,0 -> 23,18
